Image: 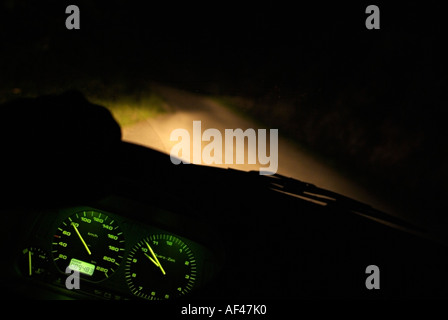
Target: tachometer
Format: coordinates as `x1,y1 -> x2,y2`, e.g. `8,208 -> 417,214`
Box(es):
52,210 -> 125,282
125,234 -> 197,300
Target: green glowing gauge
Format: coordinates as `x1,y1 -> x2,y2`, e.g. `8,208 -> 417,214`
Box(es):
19,247 -> 50,278
52,210 -> 125,282
125,234 -> 197,300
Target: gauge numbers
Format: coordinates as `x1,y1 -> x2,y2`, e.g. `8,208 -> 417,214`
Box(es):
125,234 -> 197,300
52,210 -> 125,282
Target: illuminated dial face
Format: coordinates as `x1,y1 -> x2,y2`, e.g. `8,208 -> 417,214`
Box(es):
125,234 -> 197,300
20,247 -> 50,279
52,210 -> 125,282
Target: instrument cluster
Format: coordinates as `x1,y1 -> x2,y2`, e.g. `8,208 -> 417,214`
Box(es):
14,205 -> 216,300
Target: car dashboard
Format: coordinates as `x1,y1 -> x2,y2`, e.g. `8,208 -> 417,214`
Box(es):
4,180 -> 223,301
2,118 -> 448,301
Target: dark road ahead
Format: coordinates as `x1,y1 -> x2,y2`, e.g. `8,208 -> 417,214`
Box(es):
120,84 -> 447,244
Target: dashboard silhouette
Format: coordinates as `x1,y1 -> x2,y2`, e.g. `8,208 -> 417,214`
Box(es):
1,91 -> 448,300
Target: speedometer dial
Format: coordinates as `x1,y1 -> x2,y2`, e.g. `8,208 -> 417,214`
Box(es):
52,210 -> 125,282
125,234 -> 197,300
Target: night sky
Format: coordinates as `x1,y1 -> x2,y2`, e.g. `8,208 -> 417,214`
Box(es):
2,1 -> 444,89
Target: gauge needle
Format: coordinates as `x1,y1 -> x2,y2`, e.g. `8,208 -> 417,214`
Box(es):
72,222 -> 92,255
145,241 -> 166,275
28,250 -> 32,276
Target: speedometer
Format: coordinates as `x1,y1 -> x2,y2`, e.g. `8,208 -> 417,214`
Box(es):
52,210 -> 125,282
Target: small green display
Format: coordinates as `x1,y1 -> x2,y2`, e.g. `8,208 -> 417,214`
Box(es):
68,258 -> 95,276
